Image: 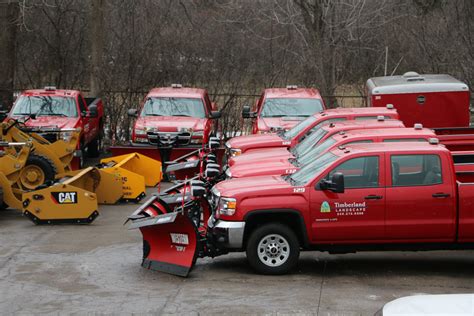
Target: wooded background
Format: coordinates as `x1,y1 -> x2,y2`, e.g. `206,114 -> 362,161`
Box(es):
0,0 -> 472,140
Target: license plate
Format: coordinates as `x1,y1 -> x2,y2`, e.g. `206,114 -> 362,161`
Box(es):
170,233 -> 189,245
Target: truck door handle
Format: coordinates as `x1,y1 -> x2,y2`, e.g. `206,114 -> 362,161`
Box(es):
432,193 -> 450,198
364,195 -> 383,200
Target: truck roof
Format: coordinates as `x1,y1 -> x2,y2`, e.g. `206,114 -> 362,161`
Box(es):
147,87 -> 207,99
332,141 -> 448,156
264,87 -> 322,99
323,106 -> 397,115
366,71 -> 469,95
333,126 -> 435,139
322,119 -> 405,133
22,88 -> 80,97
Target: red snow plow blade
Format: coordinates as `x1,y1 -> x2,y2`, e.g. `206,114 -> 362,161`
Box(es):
128,196 -> 200,277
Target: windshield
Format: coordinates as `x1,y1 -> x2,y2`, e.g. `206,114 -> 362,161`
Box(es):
260,98 -> 323,118
283,116 -> 318,140
12,96 -> 78,117
298,137 -> 337,166
141,97 -> 206,118
292,128 -> 328,157
289,152 -> 337,185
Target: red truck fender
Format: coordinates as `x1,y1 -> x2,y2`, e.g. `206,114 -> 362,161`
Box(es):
242,209 -> 310,248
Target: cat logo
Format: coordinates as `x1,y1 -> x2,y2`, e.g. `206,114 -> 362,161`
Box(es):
51,192 -> 78,204
320,201 -> 331,213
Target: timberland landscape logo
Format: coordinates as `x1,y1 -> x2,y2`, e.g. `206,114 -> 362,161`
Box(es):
320,201 -> 331,213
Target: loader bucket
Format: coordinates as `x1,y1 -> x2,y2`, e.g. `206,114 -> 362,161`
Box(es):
58,167 -> 123,204
101,153 -> 162,187
128,197 -> 199,277
22,182 -> 99,224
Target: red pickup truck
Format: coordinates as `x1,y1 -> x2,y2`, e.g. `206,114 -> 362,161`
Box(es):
128,85 -> 221,147
227,126 -> 438,178
6,87 -> 104,160
227,118 -> 405,168
242,86 -> 326,134
206,141 -> 474,274
229,106 -> 399,158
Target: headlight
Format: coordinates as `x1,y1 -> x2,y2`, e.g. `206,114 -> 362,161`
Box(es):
180,127 -> 193,133
218,197 -> 236,216
135,129 -> 147,136
230,148 -> 241,157
225,168 -> 232,179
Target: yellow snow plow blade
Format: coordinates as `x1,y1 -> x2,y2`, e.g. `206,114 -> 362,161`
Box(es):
98,153 -> 162,202
22,182 -> 99,225
58,167 -> 123,205
101,153 -> 162,187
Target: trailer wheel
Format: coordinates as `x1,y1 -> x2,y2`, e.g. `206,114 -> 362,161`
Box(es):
246,223 -> 299,275
19,154 -> 56,190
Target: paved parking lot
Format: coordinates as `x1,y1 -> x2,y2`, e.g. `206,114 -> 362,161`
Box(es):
1,188 -> 473,315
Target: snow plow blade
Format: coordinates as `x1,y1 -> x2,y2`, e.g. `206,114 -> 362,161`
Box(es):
128,196 -> 199,277
58,167 -> 123,204
101,153 -> 162,187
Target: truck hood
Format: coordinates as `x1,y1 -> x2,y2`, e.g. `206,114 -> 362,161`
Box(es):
14,115 -> 79,129
227,133 -> 286,152
214,175 -> 291,198
259,117 -> 306,131
135,116 -> 206,132
230,157 -> 296,178
229,147 -> 292,166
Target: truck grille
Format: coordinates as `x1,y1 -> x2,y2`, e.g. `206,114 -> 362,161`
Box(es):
147,131 -> 191,147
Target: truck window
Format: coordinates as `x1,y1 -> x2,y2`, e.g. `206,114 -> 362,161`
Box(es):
260,98 -> 324,117
327,156 -> 379,189
141,97 -> 206,118
391,154 -> 442,186
12,95 -> 78,117
78,96 -> 88,115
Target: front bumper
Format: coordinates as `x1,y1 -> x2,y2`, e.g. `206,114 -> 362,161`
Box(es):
208,217 -> 245,249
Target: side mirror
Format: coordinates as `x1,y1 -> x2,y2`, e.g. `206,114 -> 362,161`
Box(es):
206,162 -> 220,170
208,140 -> 220,150
191,185 -> 206,197
209,136 -> 219,143
210,111 -> 221,119
204,167 -> 220,178
127,108 -> 138,118
87,104 -> 98,118
242,105 -> 256,119
319,172 -> 344,193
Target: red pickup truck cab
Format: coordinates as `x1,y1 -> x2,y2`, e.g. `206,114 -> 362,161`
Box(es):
208,141 -> 474,274
128,85 -> 221,147
228,119 -> 405,167
242,86 -> 326,134
227,106 -> 399,158
367,72 -> 470,128
7,87 -> 104,158
227,126 -> 437,178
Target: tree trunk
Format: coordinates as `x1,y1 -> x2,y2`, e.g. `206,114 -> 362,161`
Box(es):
90,0 -> 104,97
0,1 -> 18,110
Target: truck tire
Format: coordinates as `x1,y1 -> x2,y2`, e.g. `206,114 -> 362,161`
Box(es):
19,154 -> 56,190
246,223 -> 300,275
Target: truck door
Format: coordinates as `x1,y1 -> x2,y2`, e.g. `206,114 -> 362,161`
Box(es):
385,153 -> 456,240
310,154 -> 386,242
77,95 -> 90,144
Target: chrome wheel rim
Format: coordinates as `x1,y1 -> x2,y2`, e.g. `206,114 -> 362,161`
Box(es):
257,234 -> 290,267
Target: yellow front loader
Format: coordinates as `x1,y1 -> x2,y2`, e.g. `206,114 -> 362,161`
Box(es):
0,142 -> 99,224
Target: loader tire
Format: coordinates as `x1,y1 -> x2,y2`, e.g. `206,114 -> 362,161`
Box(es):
246,223 -> 299,275
19,154 -> 56,190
